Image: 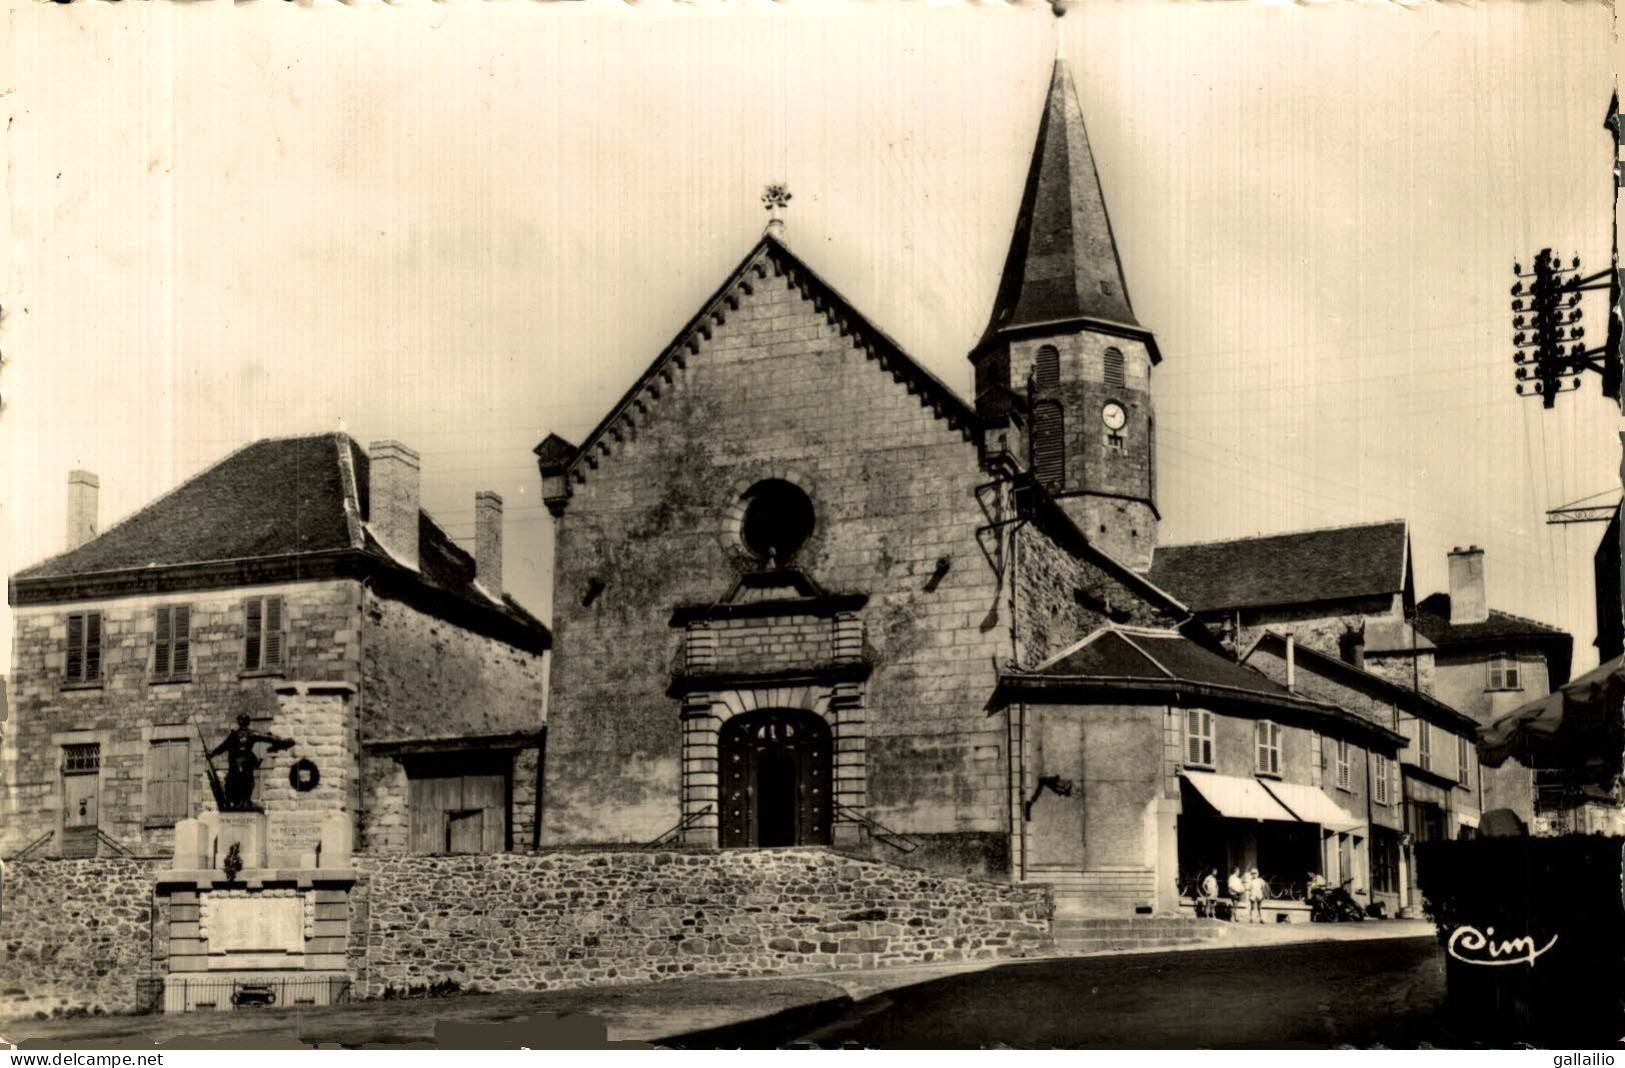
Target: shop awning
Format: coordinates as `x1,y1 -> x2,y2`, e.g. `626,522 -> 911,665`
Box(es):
1182,772 -> 1299,823
1257,780 -> 1363,833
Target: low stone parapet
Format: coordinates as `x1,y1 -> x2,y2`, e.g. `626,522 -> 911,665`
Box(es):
352,847 -> 1054,996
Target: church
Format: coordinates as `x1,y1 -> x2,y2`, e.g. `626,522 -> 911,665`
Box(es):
532,59 -> 1499,918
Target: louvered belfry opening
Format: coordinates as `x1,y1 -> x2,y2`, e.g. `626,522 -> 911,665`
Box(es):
1031,400 -> 1065,490
1104,347 -> 1126,388
1034,344 -> 1061,390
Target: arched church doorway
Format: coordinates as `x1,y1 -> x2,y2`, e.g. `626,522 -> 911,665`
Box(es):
718,709 -> 832,848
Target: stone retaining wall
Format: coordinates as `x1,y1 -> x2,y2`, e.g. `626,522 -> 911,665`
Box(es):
353,848 -> 1053,995
0,858 -> 166,1019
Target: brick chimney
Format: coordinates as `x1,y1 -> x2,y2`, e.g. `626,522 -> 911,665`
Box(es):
369,440 -> 420,570
66,470 -> 99,551
474,491 -> 503,598
1447,545 -> 1488,625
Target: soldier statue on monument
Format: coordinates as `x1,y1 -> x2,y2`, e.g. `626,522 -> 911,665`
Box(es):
208,713 -> 294,812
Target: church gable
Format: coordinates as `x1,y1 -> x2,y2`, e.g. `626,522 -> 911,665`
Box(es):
546,235 -> 980,509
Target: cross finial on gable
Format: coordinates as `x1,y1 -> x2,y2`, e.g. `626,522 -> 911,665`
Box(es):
762,183 -> 792,241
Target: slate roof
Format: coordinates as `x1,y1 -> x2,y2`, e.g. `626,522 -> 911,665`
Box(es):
975,59 -> 1147,355
12,433 -> 549,650
1006,625 -> 1407,747
1035,626 -> 1298,695
1242,629 -> 1480,735
1147,520 -> 1410,614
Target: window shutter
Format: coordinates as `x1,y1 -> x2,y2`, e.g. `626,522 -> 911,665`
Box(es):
67,614 -> 84,680
245,598 -> 263,671
1103,348 -> 1126,388
172,605 -> 191,676
1034,345 -> 1060,390
147,740 -> 189,822
265,596 -> 284,668
1031,402 -> 1065,489
84,612 -> 102,681
1255,722 -> 1266,771
154,607 -> 172,678
1489,659 -> 1503,689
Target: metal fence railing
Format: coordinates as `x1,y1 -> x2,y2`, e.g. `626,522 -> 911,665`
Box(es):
136,976 -> 352,1014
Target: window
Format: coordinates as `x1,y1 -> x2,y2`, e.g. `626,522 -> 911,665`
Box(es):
64,611 -> 103,684
1031,401 -> 1065,489
1033,345 -> 1060,390
1103,347 -> 1126,388
1104,431 -> 1125,452
146,740 -> 190,825
1456,735 -> 1471,786
1255,720 -> 1281,776
1374,753 -> 1391,805
153,605 -> 192,680
243,595 -> 286,673
1418,721 -> 1432,772
739,480 -> 816,565
63,743 -> 100,774
1185,709 -> 1214,768
1335,738 -> 1351,790
1488,654 -> 1522,691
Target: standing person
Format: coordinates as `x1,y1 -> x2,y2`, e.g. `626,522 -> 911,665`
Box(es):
1248,868 -> 1267,924
1226,867 -> 1246,923
1200,868 -> 1219,918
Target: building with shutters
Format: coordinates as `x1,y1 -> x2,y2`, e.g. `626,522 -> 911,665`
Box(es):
2,433 -> 550,861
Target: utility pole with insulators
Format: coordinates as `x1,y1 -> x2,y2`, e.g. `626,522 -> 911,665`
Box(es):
1512,248 -> 1615,407
1511,94 -> 1623,409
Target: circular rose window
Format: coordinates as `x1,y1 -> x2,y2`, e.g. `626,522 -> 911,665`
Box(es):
739,480 -> 815,565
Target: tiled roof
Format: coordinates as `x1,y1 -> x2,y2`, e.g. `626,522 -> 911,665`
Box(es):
12,433 -> 548,649
1415,594 -> 1569,643
1147,520 -> 1409,613
975,60 -> 1145,354
1242,629 -> 1480,735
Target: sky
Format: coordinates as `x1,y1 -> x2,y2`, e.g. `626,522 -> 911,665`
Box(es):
3,0 -> 1618,674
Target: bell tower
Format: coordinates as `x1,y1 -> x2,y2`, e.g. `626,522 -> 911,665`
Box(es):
972,58 -> 1161,572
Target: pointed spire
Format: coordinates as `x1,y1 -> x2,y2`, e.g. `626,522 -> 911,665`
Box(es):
976,59 -> 1141,353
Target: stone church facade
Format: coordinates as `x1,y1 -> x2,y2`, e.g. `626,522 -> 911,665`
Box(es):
536,60 -> 1420,916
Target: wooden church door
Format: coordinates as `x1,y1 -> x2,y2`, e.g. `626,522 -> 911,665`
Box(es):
718,709 -> 832,848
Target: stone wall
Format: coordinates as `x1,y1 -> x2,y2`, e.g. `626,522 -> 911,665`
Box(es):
1011,521 -> 1179,670
352,849 -> 1053,996
0,858 -> 165,1019
2,581 -> 360,857
360,590 -> 547,744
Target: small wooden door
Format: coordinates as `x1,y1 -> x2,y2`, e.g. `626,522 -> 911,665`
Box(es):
61,745 -> 101,859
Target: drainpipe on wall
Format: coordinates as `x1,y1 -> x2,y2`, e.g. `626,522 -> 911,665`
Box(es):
1286,636 -> 1296,690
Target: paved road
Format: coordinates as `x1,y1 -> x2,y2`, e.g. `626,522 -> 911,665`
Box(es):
676,936 -> 1448,1049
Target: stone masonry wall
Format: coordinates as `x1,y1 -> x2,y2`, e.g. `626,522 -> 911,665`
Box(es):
352,849 -> 1053,995
2,581 -> 360,857
545,244 -> 1014,869
1012,522 -> 1180,669
360,590 -> 547,745
0,859 -> 165,1020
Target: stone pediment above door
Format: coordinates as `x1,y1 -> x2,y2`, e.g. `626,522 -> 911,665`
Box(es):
668,568 -> 871,695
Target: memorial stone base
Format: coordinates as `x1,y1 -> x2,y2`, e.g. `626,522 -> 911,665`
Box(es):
158,811 -> 358,1013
